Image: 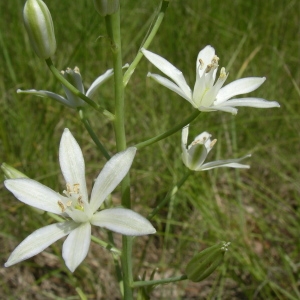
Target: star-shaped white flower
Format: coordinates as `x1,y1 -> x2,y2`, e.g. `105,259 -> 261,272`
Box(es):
141,46 -> 280,114
17,67 -> 115,108
182,125 -> 251,171
4,129 -> 155,272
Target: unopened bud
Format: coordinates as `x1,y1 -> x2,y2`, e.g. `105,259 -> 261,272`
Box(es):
23,0 -> 56,59
186,241 -> 230,282
93,0 -> 119,16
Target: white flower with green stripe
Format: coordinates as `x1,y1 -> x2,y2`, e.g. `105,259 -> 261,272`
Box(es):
142,46 -> 280,114
4,129 -> 155,272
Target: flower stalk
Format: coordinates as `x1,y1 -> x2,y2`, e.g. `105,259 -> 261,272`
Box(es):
105,11 -> 133,299
123,0 -> 170,86
134,110 -> 200,150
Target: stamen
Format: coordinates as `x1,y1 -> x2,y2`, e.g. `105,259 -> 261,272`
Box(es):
199,59 -> 204,70
205,63 -> 213,73
210,139 -> 217,148
205,55 -> 219,73
219,67 -> 227,79
73,183 -> 80,194
78,196 -> 84,209
66,183 -> 71,194
211,55 -> 219,65
58,200 -> 66,212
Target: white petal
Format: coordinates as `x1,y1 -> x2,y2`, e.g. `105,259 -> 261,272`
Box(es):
200,154 -> 251,171
91,208 -> 156,236
147,73 -> 193,104
62,222 -> 91,272
217,98 -> 280,108
181,125 -> 189,149
181,126 -> 190,167
86,69 -> 114,98
90,147 -> 136,212
5,178 -> 63,214
216,77 -> 266,104
199,105 -> 238,114
141,48 -> 192,100
17,89 -> 71,107
59,129 -> 88,202
196,46 -> 216,77
201,71 -> 228,107
5,221 -> 77,267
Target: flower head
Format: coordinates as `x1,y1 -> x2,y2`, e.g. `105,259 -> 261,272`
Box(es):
23,0 -> 56,59
182,125 -> 251,171
17,67 -> 114,108
4,129 -> 155,272
141,46 -> 280,114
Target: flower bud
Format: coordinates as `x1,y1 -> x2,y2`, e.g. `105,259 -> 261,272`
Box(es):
23,0 -> 56,59
185,242 -> 230,282
93,0 -> 119,16
1,163 -> 28,179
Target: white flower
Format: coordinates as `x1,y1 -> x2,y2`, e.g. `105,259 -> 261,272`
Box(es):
4,129 -> 155,272
17,67 -> 114,108
182,125 -> 251,171
141,46 -> 280,114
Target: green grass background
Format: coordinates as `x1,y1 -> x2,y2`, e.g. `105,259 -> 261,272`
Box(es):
0,0 -> 299,299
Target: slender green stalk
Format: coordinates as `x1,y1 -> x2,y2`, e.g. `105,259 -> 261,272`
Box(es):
149,171 -> 191,219
105,11 -> 133,299
78,109 -> 111,160
135,110 -> 201,150
75,287 -> 88,300
123,0 -> 170,86
45,58 -> 114,120
132,274 -> 188,288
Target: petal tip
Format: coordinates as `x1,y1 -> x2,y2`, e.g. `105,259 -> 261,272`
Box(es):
63,128 -> 70,133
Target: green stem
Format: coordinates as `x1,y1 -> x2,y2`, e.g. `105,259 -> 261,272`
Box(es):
123,0 -> 170,86
45,58 -> 114,120
135,110 -> 201,150
149,171 -> 191,219
91,236 -> 121,255
105,11 -> 133,299
132,274 -> 188,288
78,109 -> 111,160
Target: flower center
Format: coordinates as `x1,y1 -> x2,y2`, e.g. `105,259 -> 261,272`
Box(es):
58,183 -> 85,212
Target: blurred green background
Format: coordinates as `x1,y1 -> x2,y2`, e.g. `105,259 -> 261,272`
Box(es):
0,0 -> 299,299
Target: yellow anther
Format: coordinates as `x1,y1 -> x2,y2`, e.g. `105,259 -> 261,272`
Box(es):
199,59 -> 204,70
58,201 -> 66,212
210,139 -> 217,148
